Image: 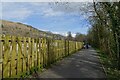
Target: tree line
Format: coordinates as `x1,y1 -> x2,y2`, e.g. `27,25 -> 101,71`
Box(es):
66,31 -> 87,42
87,2 -> 120,70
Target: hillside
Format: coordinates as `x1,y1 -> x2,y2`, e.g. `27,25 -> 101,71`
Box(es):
1,20 -> 65,39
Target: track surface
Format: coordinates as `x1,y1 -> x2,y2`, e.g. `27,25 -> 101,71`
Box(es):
33,48 -> 106,78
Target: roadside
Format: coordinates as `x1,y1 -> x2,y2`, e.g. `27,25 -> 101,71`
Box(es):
96,49 -> 120,80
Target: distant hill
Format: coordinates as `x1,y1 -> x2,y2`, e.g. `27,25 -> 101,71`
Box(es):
1,20 -> 66,39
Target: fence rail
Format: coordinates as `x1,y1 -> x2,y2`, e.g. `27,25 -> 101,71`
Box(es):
0,35 -> 83,78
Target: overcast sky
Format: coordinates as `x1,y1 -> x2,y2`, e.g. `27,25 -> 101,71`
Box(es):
1,2 -> 93,37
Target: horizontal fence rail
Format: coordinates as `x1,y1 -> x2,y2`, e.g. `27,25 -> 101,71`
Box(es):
0,35 -> 83,78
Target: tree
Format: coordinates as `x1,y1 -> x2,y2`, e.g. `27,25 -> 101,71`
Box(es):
67,31 -> 73,40
75,32 -> 86,42
87,1 -> 120,70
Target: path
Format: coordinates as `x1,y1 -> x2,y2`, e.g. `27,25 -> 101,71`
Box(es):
33,48 -> 106,78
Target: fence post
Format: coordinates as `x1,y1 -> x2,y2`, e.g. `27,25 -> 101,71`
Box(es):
0,35 -> 4,79
68,40 -> 69,56
75,41 -> 76,52
47,39 -> 50,66
36,38 -> 39,70
51,39 -> 54,64
43,38 -> 47,68
39,38 -> 43,68
64,40 -> 66,57
41,38 -> 44,68
57,40 -> 59,60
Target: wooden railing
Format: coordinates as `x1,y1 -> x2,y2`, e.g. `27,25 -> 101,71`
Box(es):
0,35 -> 83,78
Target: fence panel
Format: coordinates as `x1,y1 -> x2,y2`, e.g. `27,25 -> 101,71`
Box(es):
1,35 -> 83,78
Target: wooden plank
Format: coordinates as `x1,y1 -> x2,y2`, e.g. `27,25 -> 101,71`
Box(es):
28,37 -> 32,70
56,40 -> 59,60
27,37 -> 31,73
40,38 -> 43,68
44,38 -> 47,67
31,38 -> 34,68
10,36 -> 17,77
3,35 -> 11,78
33,38 -> 37,68
37,38 -> 41,69
16,36 -> 24,77
51,39 -> 55,63
21,37 -> 27,75
22,37 -> 27,75
47,39 -> 49,66
54,40 -> 57,61
41,38 -> 44,68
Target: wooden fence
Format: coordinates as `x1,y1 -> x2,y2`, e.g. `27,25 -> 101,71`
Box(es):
0,35 -> 83,78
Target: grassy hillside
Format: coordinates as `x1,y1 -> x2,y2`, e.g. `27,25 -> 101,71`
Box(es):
1,20 -> 65,39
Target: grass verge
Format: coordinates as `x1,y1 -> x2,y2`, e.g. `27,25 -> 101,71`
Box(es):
96,49 -> 120,80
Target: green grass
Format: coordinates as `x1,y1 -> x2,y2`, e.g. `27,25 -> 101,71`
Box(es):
96,49 -> 120,80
